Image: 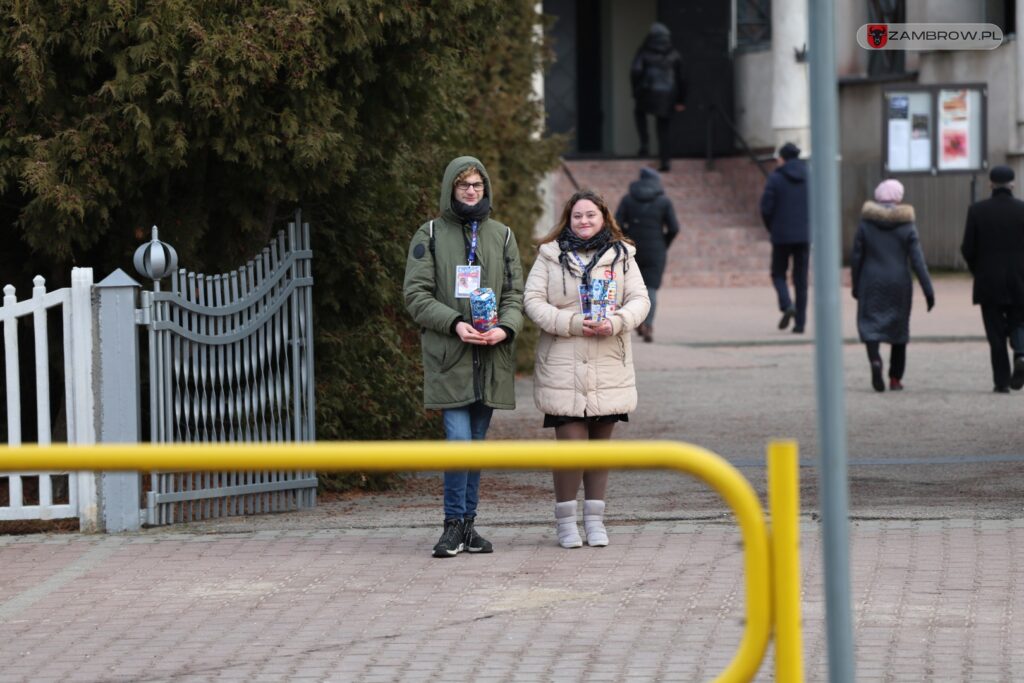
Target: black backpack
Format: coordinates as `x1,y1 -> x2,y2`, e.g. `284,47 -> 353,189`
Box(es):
642,54 -> 675,95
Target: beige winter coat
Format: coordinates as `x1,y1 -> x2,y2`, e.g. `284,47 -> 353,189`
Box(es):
524,240 -> 650,417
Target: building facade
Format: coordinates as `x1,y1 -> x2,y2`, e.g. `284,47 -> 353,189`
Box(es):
542,0 -> 1023,268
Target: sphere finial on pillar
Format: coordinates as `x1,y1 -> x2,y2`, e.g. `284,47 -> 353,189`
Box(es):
133,225 -> 179,283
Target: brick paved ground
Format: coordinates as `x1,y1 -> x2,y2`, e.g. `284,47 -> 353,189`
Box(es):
3,520 -> 1024,682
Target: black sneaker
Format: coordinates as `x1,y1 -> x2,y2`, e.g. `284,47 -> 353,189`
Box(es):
432,518 -> 464,558
463,517 -> 493,554
1011,356 -> 1024,390
778,307 -> 796,330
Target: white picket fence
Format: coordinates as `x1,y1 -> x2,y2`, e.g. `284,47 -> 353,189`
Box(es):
1,269 -> 98,528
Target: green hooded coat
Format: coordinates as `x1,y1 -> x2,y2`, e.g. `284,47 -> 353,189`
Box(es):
403,156 -> 525,410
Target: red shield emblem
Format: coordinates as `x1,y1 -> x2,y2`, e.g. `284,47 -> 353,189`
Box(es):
867,24 -> 888,48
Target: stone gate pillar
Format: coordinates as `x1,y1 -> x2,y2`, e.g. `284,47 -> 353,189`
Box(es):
94,269 -> 142,532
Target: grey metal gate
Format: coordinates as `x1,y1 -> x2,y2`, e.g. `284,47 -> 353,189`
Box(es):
136,212 -> 317,525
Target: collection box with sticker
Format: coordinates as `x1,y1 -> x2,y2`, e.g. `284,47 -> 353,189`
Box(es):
470,287 -> 498,331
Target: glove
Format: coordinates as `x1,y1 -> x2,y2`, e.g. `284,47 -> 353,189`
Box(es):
926,294 -> 935,312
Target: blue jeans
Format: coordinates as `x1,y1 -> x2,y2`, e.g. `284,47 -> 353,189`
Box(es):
441,402 -> 494,519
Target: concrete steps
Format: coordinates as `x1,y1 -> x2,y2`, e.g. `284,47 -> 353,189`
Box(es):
555,158 -> 773,287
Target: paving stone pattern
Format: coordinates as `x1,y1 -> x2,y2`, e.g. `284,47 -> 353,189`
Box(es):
2,520 -> 1024,681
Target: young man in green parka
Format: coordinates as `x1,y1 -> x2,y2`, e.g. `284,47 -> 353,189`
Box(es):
403,156 -> 524,558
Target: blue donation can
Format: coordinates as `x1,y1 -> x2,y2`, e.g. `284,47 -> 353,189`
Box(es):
470,287 -> 498,332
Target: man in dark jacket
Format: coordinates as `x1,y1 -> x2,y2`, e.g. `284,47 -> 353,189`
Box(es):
760,142 -> 811,333
631,22 -> 686,172
404,156 -> 525,556
960,165 -> 1024,393
615,167 -> 679,342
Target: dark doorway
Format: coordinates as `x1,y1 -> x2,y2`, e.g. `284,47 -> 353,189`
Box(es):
575,7 -> 604,152
658,1 -> 736,157
543,0 -> 735,158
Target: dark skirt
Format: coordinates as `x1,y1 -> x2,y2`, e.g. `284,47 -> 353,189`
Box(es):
542,413 -> 629,429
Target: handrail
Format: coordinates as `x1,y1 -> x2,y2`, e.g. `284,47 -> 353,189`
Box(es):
2,440 -> 774,683
560,158 -> 581,190
706,102 -> 771,178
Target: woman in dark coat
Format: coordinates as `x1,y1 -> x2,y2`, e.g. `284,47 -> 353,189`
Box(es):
850,179 -> 935,392
615,167 -> 679,342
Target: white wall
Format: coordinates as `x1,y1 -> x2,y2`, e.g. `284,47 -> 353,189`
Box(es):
835,0 -> 868,76
909,0 -> 985,25
907,0 -> 990,73
734,48 -> 774,149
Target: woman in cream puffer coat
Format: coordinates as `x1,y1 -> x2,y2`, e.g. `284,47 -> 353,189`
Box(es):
524,189 -> 650,550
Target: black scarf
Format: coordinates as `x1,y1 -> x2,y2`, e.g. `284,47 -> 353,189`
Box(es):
452,196 -> 491,223
556,227 -> 626,294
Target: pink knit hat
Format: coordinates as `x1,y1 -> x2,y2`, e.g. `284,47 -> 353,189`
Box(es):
874,179 -> 904,204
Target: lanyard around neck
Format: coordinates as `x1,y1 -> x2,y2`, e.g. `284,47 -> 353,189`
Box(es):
570,249 -> 601,285
467,222 -> 480,266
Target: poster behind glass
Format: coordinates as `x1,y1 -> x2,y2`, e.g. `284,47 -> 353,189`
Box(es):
937,89 -> 983,171
886,92 -> 931,172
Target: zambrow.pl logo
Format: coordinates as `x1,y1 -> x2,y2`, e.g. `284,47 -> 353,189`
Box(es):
857,23 -> 1003,50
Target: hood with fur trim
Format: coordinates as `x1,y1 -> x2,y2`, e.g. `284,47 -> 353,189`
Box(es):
861,200 -> 915,228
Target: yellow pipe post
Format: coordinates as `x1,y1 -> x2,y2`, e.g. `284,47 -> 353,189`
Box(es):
768,439 -> 804,682
1,440 -> 773,683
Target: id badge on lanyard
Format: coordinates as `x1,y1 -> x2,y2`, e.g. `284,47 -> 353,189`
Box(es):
454,222 -> 482,298
455,265 -> 482,298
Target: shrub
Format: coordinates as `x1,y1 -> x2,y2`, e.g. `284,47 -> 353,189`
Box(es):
0,1 -> 563,489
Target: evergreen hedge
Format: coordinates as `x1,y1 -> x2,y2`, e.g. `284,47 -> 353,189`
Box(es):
1,1 -> 563,488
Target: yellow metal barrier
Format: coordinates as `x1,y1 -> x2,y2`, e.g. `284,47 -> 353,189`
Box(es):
768,440 -> 804,683
0,439 -> 802,683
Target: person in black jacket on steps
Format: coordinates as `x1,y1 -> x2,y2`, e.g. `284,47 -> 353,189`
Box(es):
615,168 -> 680,342
630,23 -> 686,172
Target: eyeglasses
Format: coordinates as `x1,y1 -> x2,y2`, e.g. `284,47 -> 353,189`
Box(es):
455,181 -> 485,192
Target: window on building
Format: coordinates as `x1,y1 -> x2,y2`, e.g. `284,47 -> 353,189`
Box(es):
736,0 -> 771,49
987,0 -> 1015,37
867,0 -> 906,77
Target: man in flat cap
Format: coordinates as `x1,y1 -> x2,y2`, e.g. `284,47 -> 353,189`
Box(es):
761,142 -> 811,333
960,165 -> 1024,392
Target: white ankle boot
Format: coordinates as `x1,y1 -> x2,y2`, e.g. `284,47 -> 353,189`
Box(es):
583,499 -> 608,547
554,501 -> 582,548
